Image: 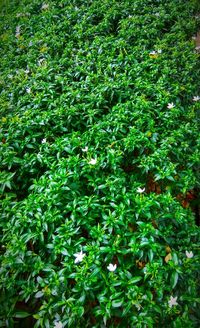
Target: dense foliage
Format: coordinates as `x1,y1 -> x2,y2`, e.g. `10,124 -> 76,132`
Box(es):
0,0 -> 200,327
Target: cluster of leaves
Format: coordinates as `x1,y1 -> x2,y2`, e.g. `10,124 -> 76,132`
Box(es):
0,0 -> 200,327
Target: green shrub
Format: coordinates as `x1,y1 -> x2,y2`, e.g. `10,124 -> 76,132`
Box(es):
0,0 -> 200,327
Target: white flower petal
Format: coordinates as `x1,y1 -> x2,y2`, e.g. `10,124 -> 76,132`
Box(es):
41,3 -> 49,10
168,296 -> 178,307
107,263 -> 117,272
16,26 -> 20,33
137,187 -> 145,193
149,51 -> 157,55
167,103 -> 175,109
74,251 -> 86,263
185,250 -> 194,258
54,322 -> 63,328
88,158 -> 97,165
193,96 -> 200,102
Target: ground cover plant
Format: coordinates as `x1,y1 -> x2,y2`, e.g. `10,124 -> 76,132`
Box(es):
0,0 -> 200,327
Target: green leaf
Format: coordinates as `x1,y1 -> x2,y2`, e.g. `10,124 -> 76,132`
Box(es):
171,271 -> 179,289
128,276 -> 142,284
14,311 -> 30,318
172,253 -> 179,265
90,267 -> 100,279
122,302 -> 132,317
112,299 -> 124,308
44,318 -> 50,328
33,314 -> 40,320
35,291 -> 44,298
61,248 -> 69,256
76,306 -> 84,317
154,305 -> 162,314
148,249 -> 154,262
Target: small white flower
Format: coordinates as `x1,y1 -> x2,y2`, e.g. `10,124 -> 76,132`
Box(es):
25,69 -> 30,74
15,26 -> 21,38
26,88 -> 31,94
135,304 -> 141,311
157,49 -> 162,54
143,267 -> 147,275
16,26 -> 20,33
74,250 -> 86,264
167,102 -> 175,109
38,59 -> 44,65
185,250 -> 194,258
88,158 -> 97,165
41,3 -> 49,10
137,187 -> 145,193
54,322 -> 62,328
38,58 -> 46,66
142,294 -> 147,300
168,296 -> 178,308
82,146 -> 88,152
107,263 -> 117,272
149,51 -> 157,55
193,96 -> 200,102
41,138 -> 47,144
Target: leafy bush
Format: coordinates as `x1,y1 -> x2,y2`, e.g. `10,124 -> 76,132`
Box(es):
0,0 -> 200,327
